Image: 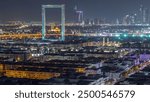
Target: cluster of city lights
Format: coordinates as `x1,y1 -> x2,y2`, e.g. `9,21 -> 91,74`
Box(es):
115,34 -> 150,38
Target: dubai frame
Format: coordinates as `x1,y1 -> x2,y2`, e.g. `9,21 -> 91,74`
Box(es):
42,5 -> 65,41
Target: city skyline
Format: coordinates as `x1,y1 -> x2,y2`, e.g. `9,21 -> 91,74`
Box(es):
1,1 -> 150,85
0,0 -> 150,23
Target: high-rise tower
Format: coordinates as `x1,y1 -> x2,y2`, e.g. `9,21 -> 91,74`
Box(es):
74,6 -> 84,24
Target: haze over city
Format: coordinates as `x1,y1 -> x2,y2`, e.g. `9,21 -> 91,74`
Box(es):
0,0 -> 150,22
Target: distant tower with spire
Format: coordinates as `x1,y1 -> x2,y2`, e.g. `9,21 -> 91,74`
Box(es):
74,5 -> 84,25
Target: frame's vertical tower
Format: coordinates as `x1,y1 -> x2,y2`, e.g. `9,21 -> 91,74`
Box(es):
61,5 -> 65,41
42,6 -> 46,40
42,5 -> 65,41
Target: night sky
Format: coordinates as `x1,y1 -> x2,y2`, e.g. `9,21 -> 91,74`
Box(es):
0,0 -> 150,22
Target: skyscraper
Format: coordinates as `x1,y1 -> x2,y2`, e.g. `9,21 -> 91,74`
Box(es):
133,14 -> 138,24
123,15 -> 131,25
139,5 -> 144,24
76,11 -> 84,23
74,6 -> 84,24
143,8 -> 149,24
138,5 -> 149,24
